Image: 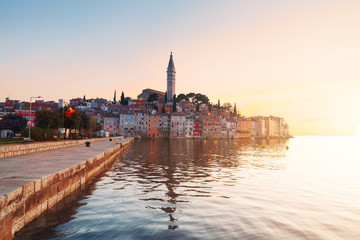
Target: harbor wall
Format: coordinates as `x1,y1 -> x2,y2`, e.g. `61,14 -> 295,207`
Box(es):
0,139 -> 133,240
0,138 -> 119,159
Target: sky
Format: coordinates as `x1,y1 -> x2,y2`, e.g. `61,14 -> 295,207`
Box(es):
1,0 -> 359,136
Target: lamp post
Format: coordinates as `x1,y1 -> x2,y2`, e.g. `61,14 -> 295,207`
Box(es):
62,107 -> 65,139
28,96 -> 42,140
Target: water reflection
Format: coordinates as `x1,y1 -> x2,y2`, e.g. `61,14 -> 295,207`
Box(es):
16,138 -> 299,240
111,138 -> 289,231
14,174 -> 103,240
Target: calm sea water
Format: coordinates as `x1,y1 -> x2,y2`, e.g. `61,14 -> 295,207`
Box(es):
15,136 -> 360,240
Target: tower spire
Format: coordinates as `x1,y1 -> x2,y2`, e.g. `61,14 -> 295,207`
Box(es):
167,52 -> 175,71
166,52 -> 176,102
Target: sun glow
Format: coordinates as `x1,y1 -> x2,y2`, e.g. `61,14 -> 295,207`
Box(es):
357,124 -> 360,137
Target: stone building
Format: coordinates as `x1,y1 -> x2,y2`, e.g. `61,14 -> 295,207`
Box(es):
170,112 -> 186,138
137,89 -> 165,101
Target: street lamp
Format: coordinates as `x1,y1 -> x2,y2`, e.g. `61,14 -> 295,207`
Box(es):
28,96 -> 42,140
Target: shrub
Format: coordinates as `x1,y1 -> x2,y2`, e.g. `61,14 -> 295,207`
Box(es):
22,127 -> 56,141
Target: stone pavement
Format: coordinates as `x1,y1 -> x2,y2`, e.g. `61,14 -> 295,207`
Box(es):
0,139 -> 130,197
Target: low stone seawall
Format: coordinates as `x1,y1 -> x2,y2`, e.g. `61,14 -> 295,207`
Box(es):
0,139 -> 133,240
0,138 -> 119,159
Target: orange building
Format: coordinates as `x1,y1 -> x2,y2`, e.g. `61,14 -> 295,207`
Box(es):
159,103 -> 173,114
147,114 -> 161,138
236,118 -> 252,138
202,115 -> 221,138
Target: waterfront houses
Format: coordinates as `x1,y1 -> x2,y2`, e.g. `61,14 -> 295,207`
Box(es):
251,119 -> 257,137
134,111 -> 149,137
264,116 -> 279,138
170,112 -> 186,138
97,104 -> 290,139
221,118 -> 236,138
236,117 -> 252,138
185,116 -> 194,138
0,96 -> 290,140
193,118 -> 203,137
148,113 -> 160,138
202,115 -> 221,138
159,113 -> 170,137
15,109 -> 36,127
254,116 -> 266,137
103,115 -> 119,136
0,52 -> 290,140
119,111 -> 136,136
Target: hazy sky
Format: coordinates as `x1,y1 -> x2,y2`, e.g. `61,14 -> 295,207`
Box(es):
1,0 -> 359,136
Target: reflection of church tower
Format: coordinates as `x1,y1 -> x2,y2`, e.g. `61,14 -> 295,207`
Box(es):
167,52 -> 176,102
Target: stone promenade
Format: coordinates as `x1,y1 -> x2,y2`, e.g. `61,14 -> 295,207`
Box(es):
0,139 -> 129,197
0,138 -> 133,240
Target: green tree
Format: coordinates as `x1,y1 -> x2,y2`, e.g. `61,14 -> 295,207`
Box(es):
186,92 -> 196,102
95,123 -> 102,131
194,93 -> 209,112
57,108 -> 98,138
234,103 -> 237,115
88,118 -> 102,135
177,93 -> 188,102
147,93 -> 159,103
51,110 -> 62,129
194,93 -> 209,104
34,110 -> 62,139
164,92 -> 168,103
35,110 -> 55,130
120,91 -> 126,105
21,127 -> 54,141
173,94 -> 177,112
63,108 -> 78,138
74,111 -> 91,135
124,97 -> 130,105
151,103 -> 158,112
223,102 -> 233,112
81,111 -> 91,130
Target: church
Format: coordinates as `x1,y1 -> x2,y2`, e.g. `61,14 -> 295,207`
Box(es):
137,52 -> 176,102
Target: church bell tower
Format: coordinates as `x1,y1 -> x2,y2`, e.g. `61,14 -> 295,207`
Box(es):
167,52 -> 176,102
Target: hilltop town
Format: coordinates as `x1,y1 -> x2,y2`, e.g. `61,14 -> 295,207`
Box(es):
0,53 -> 290,140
